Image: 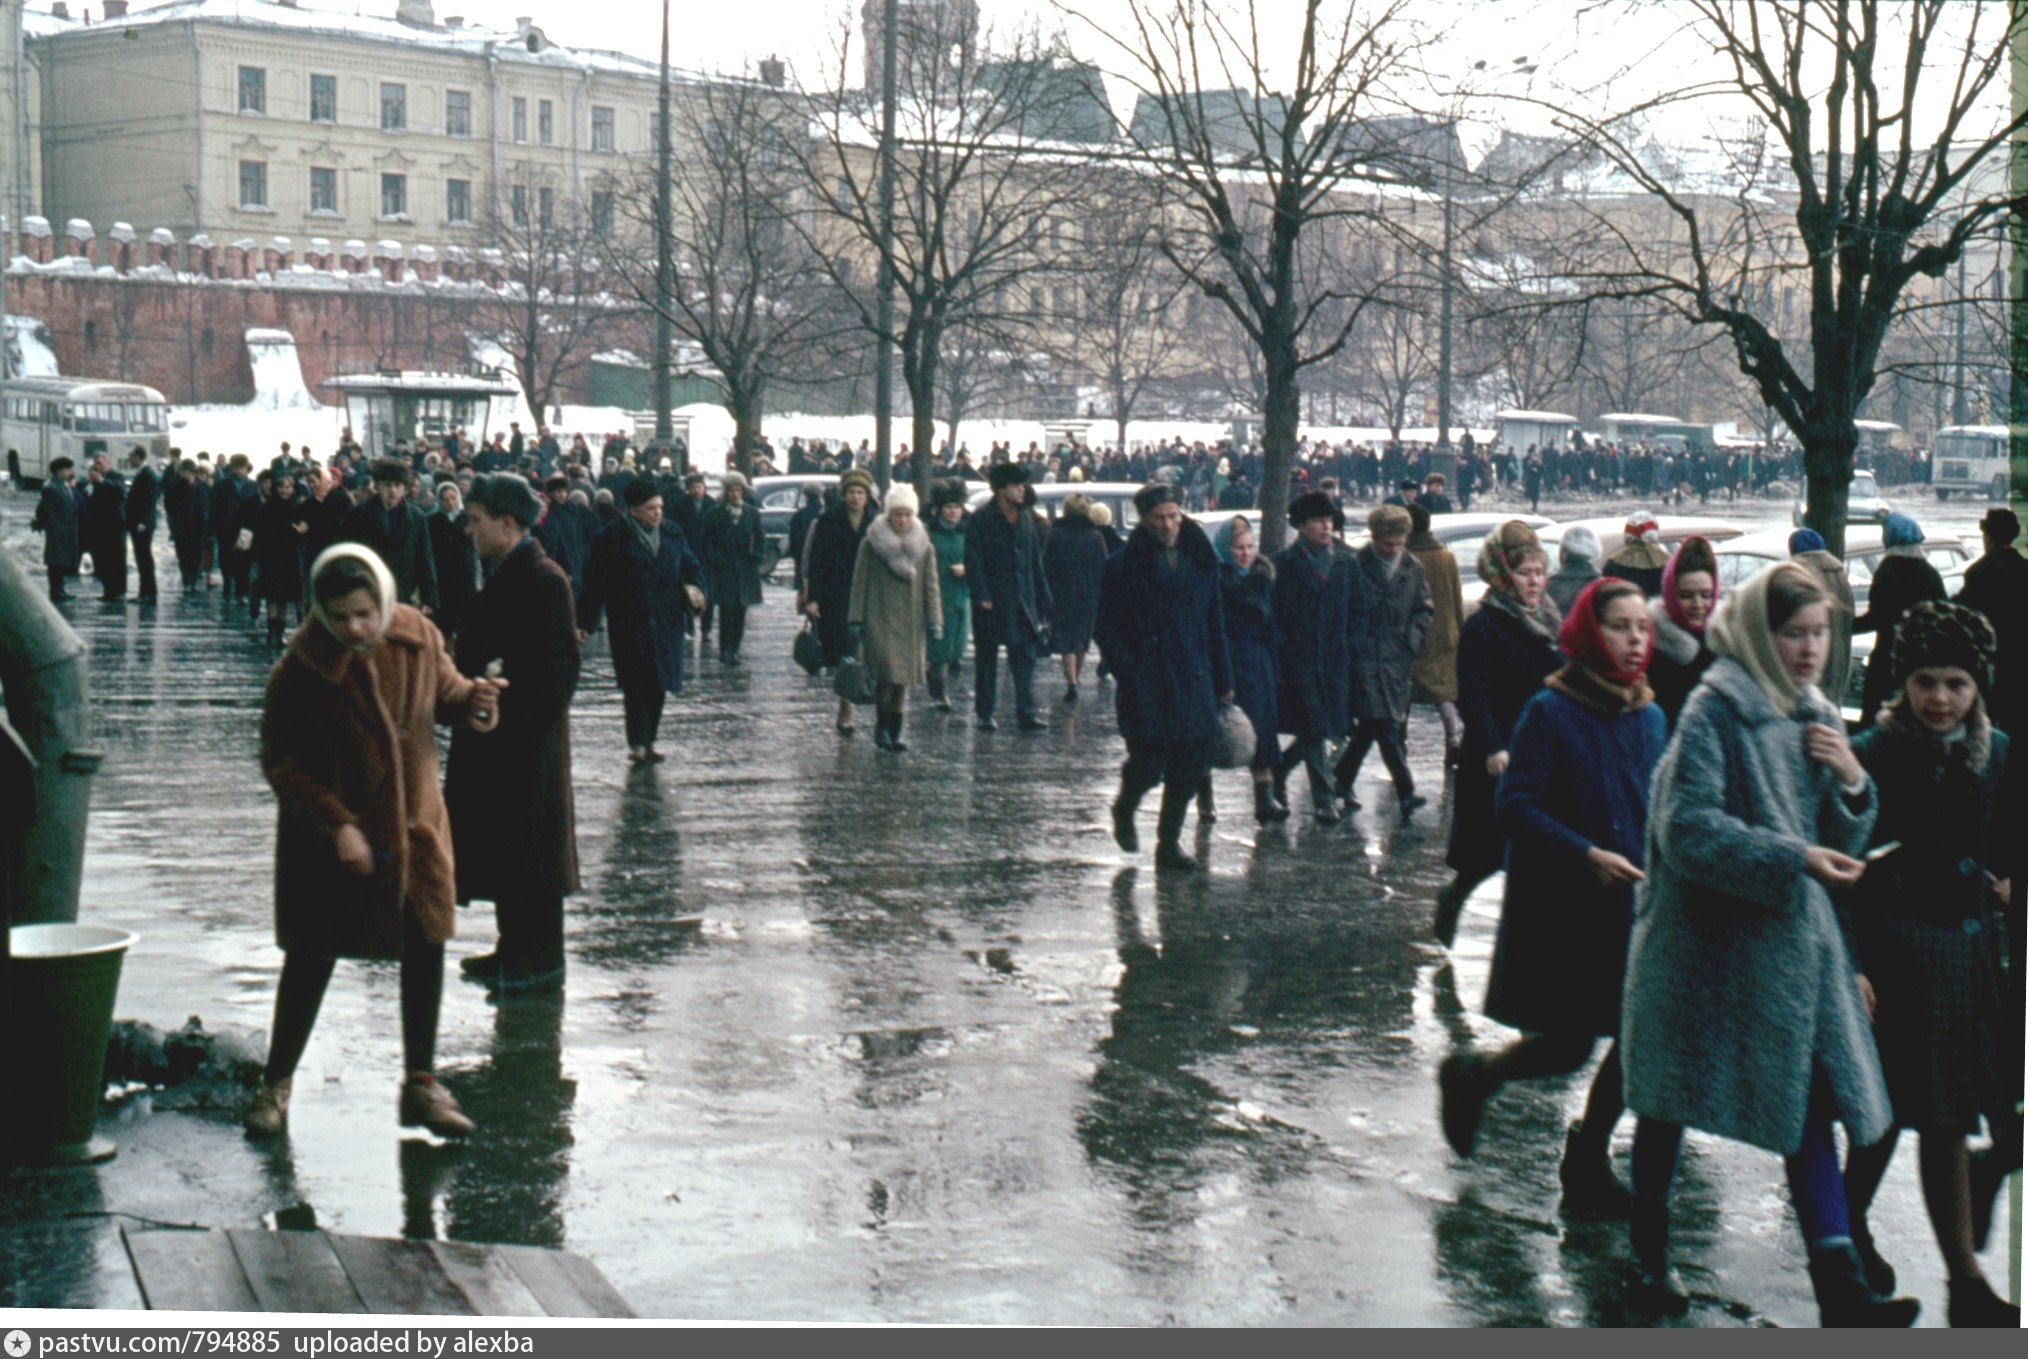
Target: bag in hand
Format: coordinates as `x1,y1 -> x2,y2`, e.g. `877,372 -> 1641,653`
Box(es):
792,621 -> 825,676
681,583 -> 707,616
833,654 -> 877,706
1209,703 -> 1257,770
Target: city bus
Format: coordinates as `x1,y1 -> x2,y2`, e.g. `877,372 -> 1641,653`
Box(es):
1930,424 -> 2010,502
3,376 -> 173,487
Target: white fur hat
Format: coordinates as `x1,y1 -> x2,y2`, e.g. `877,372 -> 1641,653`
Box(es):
886,482 -> 920,515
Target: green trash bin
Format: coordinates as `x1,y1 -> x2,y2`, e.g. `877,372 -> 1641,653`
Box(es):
5,923 -> 136,1166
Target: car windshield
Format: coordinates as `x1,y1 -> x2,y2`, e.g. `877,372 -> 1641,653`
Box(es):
1851,474 -> 1880,497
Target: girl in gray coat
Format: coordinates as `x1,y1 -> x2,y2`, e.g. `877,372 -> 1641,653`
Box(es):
1618,562 -> 1918,1326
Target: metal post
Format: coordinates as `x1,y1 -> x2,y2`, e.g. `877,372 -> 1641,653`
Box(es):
651,0 -> 678,473
871,0 -> 899,491
1951,248 -> 1969,427
1433,151 -> 1455,475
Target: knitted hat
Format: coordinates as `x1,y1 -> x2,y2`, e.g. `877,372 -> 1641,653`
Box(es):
838,467 -> 875,496
1890,600 -> 1996,693
885,481 -> 919,516
1288,490 -> 1339,528
1787,528 -> 1827,555
1623,511 -> 1660,542
1559,525 -> 1601,565
1882,512 -> 1924,548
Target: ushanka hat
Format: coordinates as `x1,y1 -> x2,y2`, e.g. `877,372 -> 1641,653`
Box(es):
1287,490 -> 1340,528
1890,600 -> 1996,693
988,461 -> 1029,491
928,477 -> 969,510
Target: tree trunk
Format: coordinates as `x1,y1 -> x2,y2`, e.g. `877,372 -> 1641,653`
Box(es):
729,387 -> 763,479
1800,436 -> 1855,560
1257,336 -> 1301,554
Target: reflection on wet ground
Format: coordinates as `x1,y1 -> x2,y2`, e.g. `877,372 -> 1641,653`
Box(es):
0,496 -> 2011,1324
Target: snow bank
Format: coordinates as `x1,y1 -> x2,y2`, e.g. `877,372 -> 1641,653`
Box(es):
244,328 -> 320,410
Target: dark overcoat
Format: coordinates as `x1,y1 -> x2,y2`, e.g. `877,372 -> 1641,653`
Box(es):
428,510 -> 479,638
1487,687 -> 1668,1036
1219,558 -> 1279,768
261,604 -> 478,959
164,475 -> 207,551
1349,546 -> 1434,723
1447,601 -> 1563,878
447,536 -> 582,905
1851,713 -> 2019,1133
1856,553 -> 1947,721
805,502 -> 872,666
31,480 -> 81,570
1954,548 -> 2028,732
1042,515 -> 1110,655
253,494 -> 309,604
1095,521 -> 1233,747
964,502 -> 1052,647
125,465 -> 160,533
84,475 -> 126,563
702,500 -> 766,609
341,499 -> 440,612
581,516 -> 703,695
532,501 -> 592,599
1646,601 -> 1715,730
1271,539 -> 1358,742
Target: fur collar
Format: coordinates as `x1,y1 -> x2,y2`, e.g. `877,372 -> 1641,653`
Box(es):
1126,517 -> 1218,570
290,603 -> 432,685
1877,696 -> 1994,774
1648,596 -> 1705,667
1699,654 -> 1837,727
866,514 -> 930,581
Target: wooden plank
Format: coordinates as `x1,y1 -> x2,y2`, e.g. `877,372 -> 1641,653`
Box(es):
123,1228 -> 260,1314
427,1240 -> 546,1317
227,1229 -> 368,1315
492,1245 -> 634,1319
326,1234 -> 474,1316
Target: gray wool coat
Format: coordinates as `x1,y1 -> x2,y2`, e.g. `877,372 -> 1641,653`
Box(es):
1620,657 -> 1893,1155
1349,546 -> 1434,723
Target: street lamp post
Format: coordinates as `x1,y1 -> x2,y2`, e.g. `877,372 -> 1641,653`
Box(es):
871,0 -> 899,492
1432,126 -> 1457,481
651,0 -> 677,472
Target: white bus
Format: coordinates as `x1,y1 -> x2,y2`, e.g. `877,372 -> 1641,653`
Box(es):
1931,424 -> 2010,502
3,376 -> 173,487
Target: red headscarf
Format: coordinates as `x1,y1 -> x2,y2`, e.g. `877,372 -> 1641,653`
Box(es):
1559,577 -> 1652,687
1660,535 -> 1721,637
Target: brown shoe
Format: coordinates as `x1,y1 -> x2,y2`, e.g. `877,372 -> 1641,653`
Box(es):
399,1074 -> 475,1138
243,1077 -> 293,1140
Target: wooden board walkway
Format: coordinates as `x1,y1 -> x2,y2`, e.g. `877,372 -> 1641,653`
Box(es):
120,1228 -> 634,1318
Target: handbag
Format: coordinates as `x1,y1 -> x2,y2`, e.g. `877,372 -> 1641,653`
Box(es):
1209,702 -> 1257,770
235,527 -> 254,553
793,621 -> 825,676
833,653 -> 877,706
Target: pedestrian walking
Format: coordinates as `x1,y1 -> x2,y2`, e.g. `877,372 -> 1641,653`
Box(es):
1271,491 -> 1358,823
579,478 -> 705,765
1856,513 -> 1947,723
964,462 -> 1052,732
1601,512 -> 1669,598
848,482 -> 942,752
1953,508 -> 2026,736
804,469 -> 878,733
1406,503 -> 1464,768
1212,515 -> 1285,824
164,457 -> 209,592
1097,484 -> 1233,871
787,480 -> 827,596
1333,505 -> 1434,821
215,455 -> 256,600
701,471 -> 766,666
125,446 -> 161,601
29,456 -> 81,601
252,470 -> 310,645
1645,536 -> 1719,728
83,456 -> 128,601
1843,602 -> 2020,1327
925,479 -> 971,712
1043,492 -> 1110,705
1434,521 -> 1562,945
1438,578 -> 1666,1215
1787,528 -> 1856,709
245,544 -> 503,1142
1617,561 -> 1916,1325
427,481 -> 479,648
533,475 -> 593,613
447,474 -> 582,995
1547,525 -> 1602,618
340,460 -> 440,616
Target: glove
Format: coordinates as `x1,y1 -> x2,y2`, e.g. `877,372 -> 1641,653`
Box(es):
929,627 -> 943,641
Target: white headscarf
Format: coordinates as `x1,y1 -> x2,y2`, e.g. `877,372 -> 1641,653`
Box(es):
308,543 -> 398,650
1706,560 -> 1821,718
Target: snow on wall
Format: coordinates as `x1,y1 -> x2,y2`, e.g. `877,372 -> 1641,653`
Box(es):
244,328 -> 320,410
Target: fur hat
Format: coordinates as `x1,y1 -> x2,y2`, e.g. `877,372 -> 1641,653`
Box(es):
1559,525 -> 1602,564
1288,490 -> 1339,528
988,461 -> 1029,491
466,472 -> 542,527
1366,504 -> 1411,539
928,477 -> 969,510
1890,600 -> 1996,693
1134,482 -> 1180,515
622,478 -> 661,508
885,482 -> 919,515
838,467 -> 875,497
720,470 -> 750,493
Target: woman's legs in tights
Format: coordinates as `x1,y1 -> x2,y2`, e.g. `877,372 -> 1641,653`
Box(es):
1918,1136 -> 1993,1289
261,907 -> 443,1087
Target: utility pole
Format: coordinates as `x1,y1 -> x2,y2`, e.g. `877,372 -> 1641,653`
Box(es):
871,0 -> 898,491
651,0 -> 678,472
1432,120 -> 1456,481
1951,247 -> 1968,428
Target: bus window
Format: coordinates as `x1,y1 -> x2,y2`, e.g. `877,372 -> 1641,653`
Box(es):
73,404 -> 127,434
128,404 -> 168,433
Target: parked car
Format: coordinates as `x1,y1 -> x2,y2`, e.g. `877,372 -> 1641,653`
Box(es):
1791,469 -> 1892,527
966,481 -> 1149,532
1499,515 -> 1747,613
1713,525 -> 1969,610
747,474 -> 825,580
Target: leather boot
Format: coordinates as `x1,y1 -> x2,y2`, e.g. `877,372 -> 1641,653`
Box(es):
1432,878 -> 1468,947
398,1074 -> 476,1139
1155,781 -> 1194,864
1626,1194 -> 1690,1316
1253,781 -> 1290,824
888,710 -> 907,753
243,1077 -> 293,1141
1849,1219 -> 1896,1296
873,711 -> 895,750
1946,1276 -> 2020,1328
1806,1242 -> 1919,1327
1559,1124 -> 1633,1217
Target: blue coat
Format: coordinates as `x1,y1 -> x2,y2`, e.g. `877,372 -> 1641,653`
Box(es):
1271,539 -> 1359,742
1219,558 -> 1279,769
580,517 -> 703,696
1487,684 -> 1667,1037
1095,521 -> 1233,748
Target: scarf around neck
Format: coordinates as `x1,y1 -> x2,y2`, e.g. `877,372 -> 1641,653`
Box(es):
627,514 -> 661,556
1480,582 -> 1561,643
1547,661 -> 1654,717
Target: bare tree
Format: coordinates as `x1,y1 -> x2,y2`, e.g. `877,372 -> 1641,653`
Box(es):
1067,0 -> 1416,550
938,314 -> 1043,455
791,15 -> 1098,492
477,171 -> 614,419
1536,0 -> 2028,551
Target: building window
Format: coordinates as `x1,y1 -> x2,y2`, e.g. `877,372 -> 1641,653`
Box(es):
380,83 -> 407,132
446,89 -> 472,138
591,105 -> 615,153
381,172 -> 407,218
310,74 -> 337,123
446,178 -> 471,224
238,160 -> 267,208
238,66 -> 266,114
591,190 -> 613,238
510,184 -> 528,227
309,166 -> 337,213
537,186 -> 554,229
538,99 -> 553,145
512,96 -> 527,143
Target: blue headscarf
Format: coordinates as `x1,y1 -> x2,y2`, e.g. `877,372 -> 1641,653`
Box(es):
1882,512 -> 1924,549
1787,528 -> 1826,555
1212,514 -> 1255,566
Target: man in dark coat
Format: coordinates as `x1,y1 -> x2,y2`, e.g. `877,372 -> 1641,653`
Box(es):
82,455 -> 128,601
427,481 -> 479,646
447,473 -> 582,994
1334,503 -> 1436,820
1273,490 -> 1360,822
1954,507 -> 2028,737
1096,483 -> 1234,871
29,456 -> 82,601
579,478 -> 704,762
163,457 -> 208,591
213,455 -> 257,598
964,460 -> 1053,731
125,446 -> 161,601
300,464 -> 351,573
340,459 -> 439,613
669,471 -> 716,640
532,475 -> 591,608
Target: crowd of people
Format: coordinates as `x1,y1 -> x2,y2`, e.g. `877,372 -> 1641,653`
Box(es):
19,422 -> 2025,1326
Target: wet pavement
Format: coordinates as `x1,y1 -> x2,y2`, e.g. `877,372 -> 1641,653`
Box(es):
1,484 -> 2015,1325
